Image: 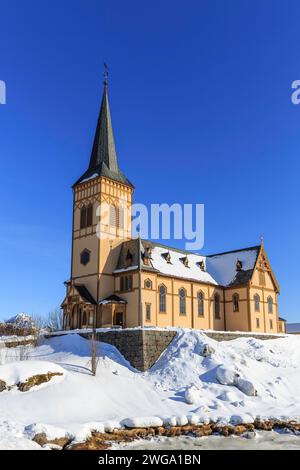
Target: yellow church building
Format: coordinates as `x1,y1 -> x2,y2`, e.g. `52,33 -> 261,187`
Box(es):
61,80 -> 285,334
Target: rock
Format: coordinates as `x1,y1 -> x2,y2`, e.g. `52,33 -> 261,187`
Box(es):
33,433 -> 70,448
0,379 -> 6,392
242,431 -> 257,439
18,372 -> 63,392
202,344 -> 215,357
216,365 -> 240,385
234,425 -> 248,435
235,378 -> 257,396
68,439 -> 109,450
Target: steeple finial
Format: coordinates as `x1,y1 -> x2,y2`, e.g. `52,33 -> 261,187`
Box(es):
103,62 -> 109,86
260,235 -> 264,246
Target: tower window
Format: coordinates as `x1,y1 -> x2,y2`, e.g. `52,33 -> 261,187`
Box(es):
144,279 -> 152,289
86,204 -> 93,227
80,206 -> 87,229
109,205 -> 117,227
159,285 -> 166,313
80,204 -> 93,228
179,288 -> 186,315
80,249 -> 91,266
214,293 -> 221,319
233,293 -> 239,312
270,319 -> 273,330
120,274 -> 133,292
256,318 -> 260,328
118,207 -> 124,229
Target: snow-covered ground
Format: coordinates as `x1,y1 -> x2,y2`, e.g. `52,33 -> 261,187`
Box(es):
0,329 -> 300,449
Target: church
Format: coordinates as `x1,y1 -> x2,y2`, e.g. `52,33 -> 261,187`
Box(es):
61,80 -> 286,334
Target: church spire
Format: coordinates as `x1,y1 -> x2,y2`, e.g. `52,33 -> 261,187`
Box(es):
88,80 -> 119,173
74,77 -> 133,187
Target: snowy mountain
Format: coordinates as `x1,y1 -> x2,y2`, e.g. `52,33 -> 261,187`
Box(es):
5,313 -> 35,330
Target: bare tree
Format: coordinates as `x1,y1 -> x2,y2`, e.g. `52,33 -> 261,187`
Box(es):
31,314 -> 46,346
46,308 -> 64,332
90,329 -> 99,376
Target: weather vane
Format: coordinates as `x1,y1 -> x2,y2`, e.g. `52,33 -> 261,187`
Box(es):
103,62 -> 109,84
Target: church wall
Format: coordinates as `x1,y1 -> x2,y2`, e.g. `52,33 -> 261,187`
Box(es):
224,287 -> 250,331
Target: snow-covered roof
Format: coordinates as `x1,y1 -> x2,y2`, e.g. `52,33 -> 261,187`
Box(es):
149,245 -> 217,285
115,240 -> 261,288
206,247 -> 260,287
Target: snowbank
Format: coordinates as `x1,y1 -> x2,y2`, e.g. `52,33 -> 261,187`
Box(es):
0,330 -> 300,448
0,361 -> 65,388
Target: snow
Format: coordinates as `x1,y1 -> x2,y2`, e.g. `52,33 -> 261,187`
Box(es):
206,248 -> 258,286
0,361 -> 65,387
1,329 -> 300,449
149,246 -> 217,284
5,313 -> 35,329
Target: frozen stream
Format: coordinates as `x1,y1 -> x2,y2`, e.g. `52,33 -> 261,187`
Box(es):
113,431 -> 300,450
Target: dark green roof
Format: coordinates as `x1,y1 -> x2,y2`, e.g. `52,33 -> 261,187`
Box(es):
74,81 -> 133,188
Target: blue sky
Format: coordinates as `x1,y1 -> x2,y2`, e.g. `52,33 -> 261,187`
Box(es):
0,0 -> 300,322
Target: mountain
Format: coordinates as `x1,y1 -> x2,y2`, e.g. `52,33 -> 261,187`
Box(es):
5,313 -> 35,329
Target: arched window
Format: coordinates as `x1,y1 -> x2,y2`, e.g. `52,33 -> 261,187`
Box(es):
109,204 -> 117,227
80,205 -> 87,229
159,285 -> 166,313
214,293 -> 221,319
233,293 -> 239,312
82,311 -> 87,326
179,288 -> 186,315
118,206 -> 124,229
86,204 -> 93,227
120,276 -> 124,292
124,276 -> 129,291
267,296 -> 273,314
198,291 -> 204,317
254,294 -> 260,312
144,278 -> 152,289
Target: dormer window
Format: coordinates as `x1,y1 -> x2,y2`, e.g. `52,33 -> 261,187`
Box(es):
162,251 -> 172,263
126,249 -> 133,267
197,260 -> 206,271
180,256 -> 189,268
143,246 -> 152,266
236,259 -> 243,271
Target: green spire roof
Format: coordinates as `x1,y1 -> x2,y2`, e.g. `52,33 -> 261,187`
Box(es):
74,81 -> 133,187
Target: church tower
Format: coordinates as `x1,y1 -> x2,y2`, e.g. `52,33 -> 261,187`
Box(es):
62,79 -> 134,329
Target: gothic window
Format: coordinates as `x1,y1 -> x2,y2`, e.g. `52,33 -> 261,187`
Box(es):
118,207 -> 124,229
86,204 -> 93,227
159,285 -> 166,313
270,319 -> 273,330
256,318 -> 260,328
144,279 -> 152,289
214,293 -> 221,319
146,303 -> 151,322
233,293 -> 239,312
120,275 -> 133,292
267,296 -> 273,314
80,249 -> 90,266
179,288 -> 186,315
198,291 -> 204,317
80,206 -> 87,229
82,311 -> 87,326
254,294 -> 260,312
109,204 -> 117,227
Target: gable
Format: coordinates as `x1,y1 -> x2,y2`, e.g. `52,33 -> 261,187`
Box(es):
251,246 -> 280,293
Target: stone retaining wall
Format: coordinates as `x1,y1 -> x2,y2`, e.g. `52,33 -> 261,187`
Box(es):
81,330 -> 176,371
79,329 -> 284,371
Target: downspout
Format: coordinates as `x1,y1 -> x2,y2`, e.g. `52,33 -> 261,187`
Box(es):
138,236 -> 143,328
223,289 -> 227,331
